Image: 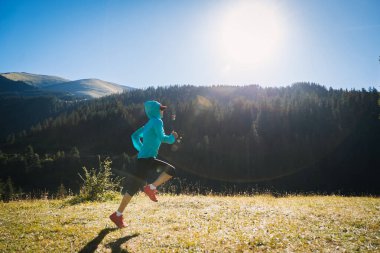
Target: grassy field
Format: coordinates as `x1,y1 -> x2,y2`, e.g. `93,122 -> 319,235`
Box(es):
0,194 -> 379,252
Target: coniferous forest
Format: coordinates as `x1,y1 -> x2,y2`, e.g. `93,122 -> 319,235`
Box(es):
0,83 -> 379,196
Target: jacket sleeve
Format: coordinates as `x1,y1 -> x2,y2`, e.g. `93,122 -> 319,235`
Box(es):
131,126 -> 144,151
153,119 -> 175,144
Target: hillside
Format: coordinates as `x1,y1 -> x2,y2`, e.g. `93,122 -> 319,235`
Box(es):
1,72 -> 69,88
0,72 -> 134,98
0,194 -> 379,252
0,75 -> 37,93
44,78 -> 131,98
1,84 -> 378,195
0,96 -> 78,139
0,72 -> 135,138
0,75 -> 65,97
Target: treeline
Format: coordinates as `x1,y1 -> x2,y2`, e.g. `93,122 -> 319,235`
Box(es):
1,83 -> 379,195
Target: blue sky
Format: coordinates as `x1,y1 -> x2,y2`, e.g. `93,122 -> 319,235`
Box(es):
0,0 -> 379,89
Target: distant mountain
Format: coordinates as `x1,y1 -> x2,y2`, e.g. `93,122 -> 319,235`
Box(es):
1,72 -> 69,88
0,74 -> 69,97
0,75 -> 37,92
43,78 -> 131,98
0,72 -> 135,98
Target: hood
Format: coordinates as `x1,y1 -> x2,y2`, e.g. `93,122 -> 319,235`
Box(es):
144,100 -> 163,119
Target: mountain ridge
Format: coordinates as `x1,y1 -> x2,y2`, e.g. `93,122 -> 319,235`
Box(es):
0,72 -> 135,98
44,78 -> 130,98
1,72 -> 69,88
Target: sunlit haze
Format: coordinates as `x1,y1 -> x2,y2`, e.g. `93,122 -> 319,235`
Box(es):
0,0 -> 379,89
219,1 -> 284,66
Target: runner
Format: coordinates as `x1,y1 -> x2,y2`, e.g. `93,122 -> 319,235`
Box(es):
110,100 -> 178,228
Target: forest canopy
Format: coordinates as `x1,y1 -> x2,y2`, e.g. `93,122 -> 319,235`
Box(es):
1,83 -> 379,195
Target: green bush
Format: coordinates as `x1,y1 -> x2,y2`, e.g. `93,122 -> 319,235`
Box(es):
70,158 -> 123,204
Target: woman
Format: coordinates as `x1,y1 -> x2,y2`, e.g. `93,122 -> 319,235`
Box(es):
110,100 -> 178,228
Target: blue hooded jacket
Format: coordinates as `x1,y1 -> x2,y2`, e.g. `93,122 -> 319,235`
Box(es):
131,101 -> 176,158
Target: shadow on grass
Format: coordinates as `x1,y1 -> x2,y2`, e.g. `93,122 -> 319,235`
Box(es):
78,228 -> 139,253
105,233 -> 140,252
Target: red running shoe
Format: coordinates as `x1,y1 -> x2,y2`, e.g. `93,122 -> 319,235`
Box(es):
143,185 -> 158,202
109,212 -> 127,228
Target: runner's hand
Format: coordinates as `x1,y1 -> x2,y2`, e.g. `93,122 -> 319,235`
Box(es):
171,131 -> 178,139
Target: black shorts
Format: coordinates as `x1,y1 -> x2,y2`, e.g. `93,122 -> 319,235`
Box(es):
121,158 -> 176,196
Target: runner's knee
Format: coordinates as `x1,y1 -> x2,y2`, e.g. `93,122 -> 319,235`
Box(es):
165,165 -> 176,177
121,176 -> 144,196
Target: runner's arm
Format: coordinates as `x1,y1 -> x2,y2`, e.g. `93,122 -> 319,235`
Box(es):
153,119 -> 175,144
131,126 -> 144,151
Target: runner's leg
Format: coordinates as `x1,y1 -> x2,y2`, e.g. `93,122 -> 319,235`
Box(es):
151,158 -> 176,187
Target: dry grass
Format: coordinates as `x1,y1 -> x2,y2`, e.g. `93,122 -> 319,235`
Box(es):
0,194 -> 379,252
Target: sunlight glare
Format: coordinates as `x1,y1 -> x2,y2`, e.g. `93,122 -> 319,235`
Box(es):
219,1 -> 284,67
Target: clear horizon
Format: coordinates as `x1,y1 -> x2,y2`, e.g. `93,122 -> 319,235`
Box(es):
1,0 -> 379,90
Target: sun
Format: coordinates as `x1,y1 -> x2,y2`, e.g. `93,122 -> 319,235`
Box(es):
218,1 -> 284,67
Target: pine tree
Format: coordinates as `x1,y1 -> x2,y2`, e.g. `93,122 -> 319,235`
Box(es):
57,183 -> 67,199
3,177 -> 15,202
6,133 -> 15,144
70,147 -> 80,159
0,179 -> 4,201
